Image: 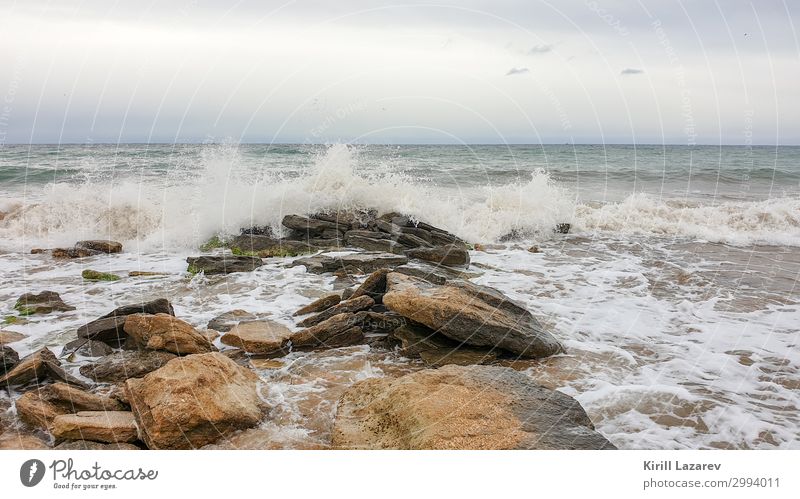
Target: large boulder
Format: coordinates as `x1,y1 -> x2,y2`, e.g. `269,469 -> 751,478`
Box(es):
186,255 -> 262,274
332,365 -> 616,450
77,298 -> 175,346
0,348 -> 88,389
79,350 -> 177,382
124,352 -> 264,449
220,320 -> 293,356
15,383 -> 126,430
123,314 -> 215,355
51,411 -> 139,443
14,291 -> 75,315
382,273 -> 563,358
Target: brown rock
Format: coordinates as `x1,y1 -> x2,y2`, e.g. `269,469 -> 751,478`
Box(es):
332,365 -> 616,450
79,350 -> 177,382
77,298 -> 175,346
293,294 -> 342,316
350,268 -> 389,300
124,352 -> 264,449
220,320 -> 293,355
0,330 -> 27,345
123,314 -> 215,355
54,440 -> 139,450
14,290 -> 75,315
296,295 -> 375,328
51,411 -> 139,443
0,347 -> 89,388
76,240 -> 123,254
15,383 -> 126,430
0,431 -> 50,449
290,313 -> 364,349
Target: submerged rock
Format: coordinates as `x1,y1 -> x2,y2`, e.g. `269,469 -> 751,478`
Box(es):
123,314 -> 215,355
220,320 -> 293,356
186,255 -> 263,274
332,365 -> 616,450
79,350 -> 177,382
51,411 -> 139,444
124,352 -> 264,449
14,291 -> 75,315
382,273 -> 563,358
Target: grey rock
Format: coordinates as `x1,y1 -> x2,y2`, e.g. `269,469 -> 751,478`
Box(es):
186,255 -> 262,274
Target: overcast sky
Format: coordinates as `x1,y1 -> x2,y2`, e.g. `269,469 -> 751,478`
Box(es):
0,0 -> 798,144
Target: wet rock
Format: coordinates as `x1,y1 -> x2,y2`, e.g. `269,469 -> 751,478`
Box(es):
229,234 -> 315,257
220,320 -> 293,356
397,226 -> 433,243
394,260 -> 473,285
14,291 -> 75,315
282,214 -> 342,236
405,244 -> 470,267
297,295 -> 375,328
239,225 -> 273,236
391,323 -> 460,357
293,293 -> 342,316
124,352 -> 264,449
76,240 -> 123,254
15,383 -> 126,430
123,314 -> 215,355
350,268 -> 389,301
79,350 -> 177,382
0,330 -> 27,344
63,338 -> 114,357
0,347 -> 89,389
312,209 -> 375,230
0,431 -> 50,449
340,287 -> 355,300
186,255 -> 262,274
77,298 -> 175,346
290,313 -> 364,349
51,411 -> 139,443
382,273 -> 563,358
206,309 -> 257,332
54,440 -> 139,450
1,345 -> 20,375
344,234 -> 404,254
52,247 -> 103,258
554,223 -> 571,234
82,269 -> 121,281
292,252 -> 408,275
332,365 -> 616,450
418,348 -> 497,367
344,229 -> 390,240
351,311 -> 406,334
128,271 -> 167,277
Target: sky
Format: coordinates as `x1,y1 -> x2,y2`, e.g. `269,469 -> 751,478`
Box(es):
0,0 -> 798,145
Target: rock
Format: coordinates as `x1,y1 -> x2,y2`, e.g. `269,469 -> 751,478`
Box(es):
351,311 -> 407,334
54,440 -> 139,450
398,226 -> 433,243
220,320 -> 293,356
14,291 -> 75,315
123,314 -> 215,355
124,352 -> 264,449
341,287 -> 355,300
394,260 -> 474,285
82,269 -> 121,281
77,298 -> 175,346
15,383 -> 126,430
391,323 -> 461,357
332,365 -> 616,450
76,240 -> 123,254
52,246 -> 103,258
199,329 -> 219,343
418,348 -> 497,367
239,225 -> 273,236
128,271 -> 167,277
344,234 -> 404,254
79,350 -> 177,382
396,232 -> 432,249
0,431 -> 50,449
229,234 -> 315,257
350,268 -> 389,301
554,223 -> 571,234
282,214 -> 341,236
290,313 -> 364,349
207,309 -> 257,332
292,252 -> 408,275
63,338 -> 115,357
51,411 -> 139,443
345,229 -> 390,240
382,273 -> 563,358
405,244 -> 470,267
186,255 -> 262,274
0,330 -> 27,344
1,345 -> 19,375
312,209 -> 375,230
297,296 -> 375,328
293,294 -> 342,316
0,347 -> 89,389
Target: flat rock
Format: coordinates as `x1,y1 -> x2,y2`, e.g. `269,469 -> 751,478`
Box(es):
1,345 -> 19,375
294,293 -> 342,316
123,314 -> 215,355
382,273 -> 563,358
332,365 -> 616,450
77,298 -> 175,346
124,352 -> 264,449
282,214 -> 342,235
51,411 -> 139,443
220,320 -> 293,355
14,290 -> 75,315
15,383 -> 126,430
292,252 -> 408,275
290,313 -> 364,350
207,309 -> 257,332
0,347 -> 89,389
405,244 -> 470,267
297,295 -> 374,328
186,255 -> 262,274
79,350 -> 177,382
76,240 -> 123,254
0,330 -> 27,345
344,234 -> 404,254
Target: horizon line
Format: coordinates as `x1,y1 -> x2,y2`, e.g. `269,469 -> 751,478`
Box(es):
1,142 -> 797,147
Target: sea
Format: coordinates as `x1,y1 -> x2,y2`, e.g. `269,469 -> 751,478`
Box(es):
1,143 -> 798,449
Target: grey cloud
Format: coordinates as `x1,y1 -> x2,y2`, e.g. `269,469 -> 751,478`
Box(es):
505,67 -> 530,76
528,44 -> 553,54
620,68 -> 644,75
